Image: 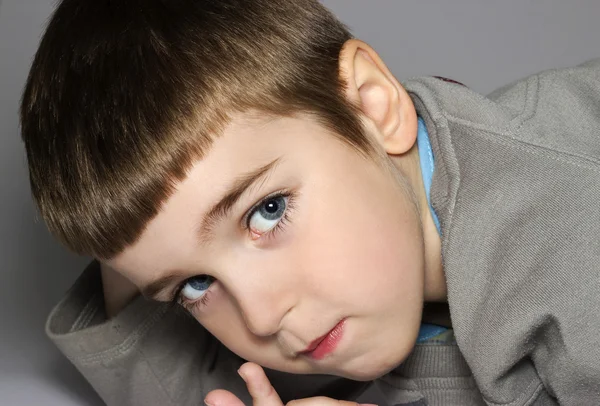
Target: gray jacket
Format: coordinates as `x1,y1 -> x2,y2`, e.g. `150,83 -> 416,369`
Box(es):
46,59 -> 600,405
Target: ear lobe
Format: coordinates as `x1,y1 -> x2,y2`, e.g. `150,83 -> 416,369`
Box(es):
339,40 -> 417,155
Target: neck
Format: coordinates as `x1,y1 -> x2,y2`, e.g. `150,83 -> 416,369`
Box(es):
390,143 -> 447,302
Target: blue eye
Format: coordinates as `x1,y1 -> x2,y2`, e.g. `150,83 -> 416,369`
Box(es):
248,195 -> 288,233
180,275 -> 214,301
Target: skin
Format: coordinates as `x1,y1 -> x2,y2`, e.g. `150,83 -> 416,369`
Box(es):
104,40 -> 446,404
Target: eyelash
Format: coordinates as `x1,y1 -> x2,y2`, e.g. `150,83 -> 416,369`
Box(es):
242,189 -> 296,241
171,190 -> 297,312
174,289 -> 213,314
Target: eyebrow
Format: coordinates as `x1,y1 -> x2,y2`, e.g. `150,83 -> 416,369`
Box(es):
199,157 -> 282,244
140,271 -> 188,302
140,157 -> 282,301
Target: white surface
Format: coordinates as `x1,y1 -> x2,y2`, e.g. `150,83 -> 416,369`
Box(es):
1,0 -> 599,404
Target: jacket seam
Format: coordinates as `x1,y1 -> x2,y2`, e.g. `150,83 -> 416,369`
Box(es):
482,380 -> 544,406
138,346 -> 177,406
521,383 -> 546,406
512,75 -> 540,132
443,114 -> 600,172
71,304 -> 170,364
70,293 -> 99,332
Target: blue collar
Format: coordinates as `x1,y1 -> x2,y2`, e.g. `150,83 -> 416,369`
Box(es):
415,117 -> 445,343
416,117 -> 441,234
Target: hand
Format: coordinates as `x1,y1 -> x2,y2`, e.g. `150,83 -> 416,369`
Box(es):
204,362 -> 377,406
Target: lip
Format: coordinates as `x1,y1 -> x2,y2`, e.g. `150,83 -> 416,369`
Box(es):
300,318 -> 346,360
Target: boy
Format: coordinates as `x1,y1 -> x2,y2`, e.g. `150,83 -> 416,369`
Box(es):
20,0 -> 600,405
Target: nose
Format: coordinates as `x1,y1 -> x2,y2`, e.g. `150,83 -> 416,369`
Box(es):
231,277 -> 294,338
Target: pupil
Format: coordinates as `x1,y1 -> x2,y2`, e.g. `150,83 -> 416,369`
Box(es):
265,200 -> 279,213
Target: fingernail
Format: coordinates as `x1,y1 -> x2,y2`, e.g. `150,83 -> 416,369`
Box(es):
204,399 -> 214,406
237,367 -> 247,382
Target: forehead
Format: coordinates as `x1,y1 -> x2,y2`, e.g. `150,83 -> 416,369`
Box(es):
108,113 -> 343,281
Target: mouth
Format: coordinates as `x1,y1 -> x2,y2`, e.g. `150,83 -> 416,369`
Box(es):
299,318 -> 346,360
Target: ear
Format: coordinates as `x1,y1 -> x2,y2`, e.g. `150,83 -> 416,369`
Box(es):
339,39 -> 417,155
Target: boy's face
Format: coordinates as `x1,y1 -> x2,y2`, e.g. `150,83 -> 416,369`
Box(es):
109,113 -> 426,381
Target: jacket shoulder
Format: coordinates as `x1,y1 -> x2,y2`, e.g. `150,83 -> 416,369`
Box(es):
497,58 -> 600,163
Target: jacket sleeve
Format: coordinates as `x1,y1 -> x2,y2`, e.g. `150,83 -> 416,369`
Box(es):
465,58 -> 600,404
521,57 -> 600,404
46,261 -> 367,406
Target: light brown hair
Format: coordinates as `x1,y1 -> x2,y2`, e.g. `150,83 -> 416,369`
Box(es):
20,0 -> 372,260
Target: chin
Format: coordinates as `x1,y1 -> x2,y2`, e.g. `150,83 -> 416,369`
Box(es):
338,351 -> 405,382
339,365 -> 396,382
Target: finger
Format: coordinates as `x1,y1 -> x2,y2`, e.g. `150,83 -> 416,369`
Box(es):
238,362 -> 284,406
287,397 -> 377,406
204,389 -> 245,406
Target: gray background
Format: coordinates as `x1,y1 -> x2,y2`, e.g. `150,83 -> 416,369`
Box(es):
1,0 -> 599,404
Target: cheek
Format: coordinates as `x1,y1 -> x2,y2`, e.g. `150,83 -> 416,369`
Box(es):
198,289 -> 269,360
298,178 -> 425,311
